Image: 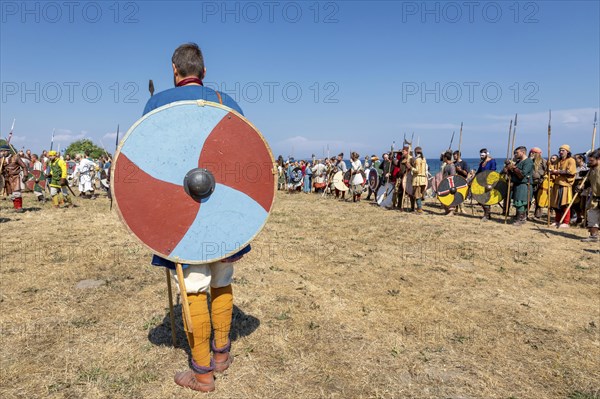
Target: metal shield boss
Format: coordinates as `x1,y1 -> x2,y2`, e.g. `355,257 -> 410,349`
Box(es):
111,100 -> 276,264
470,170 -> 507,205
437,175 -> 469,207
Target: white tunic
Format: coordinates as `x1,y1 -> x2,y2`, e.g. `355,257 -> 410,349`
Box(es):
350,160 -> 364,185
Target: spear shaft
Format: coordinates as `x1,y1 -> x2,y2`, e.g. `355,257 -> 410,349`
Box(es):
504,115 -> 517,224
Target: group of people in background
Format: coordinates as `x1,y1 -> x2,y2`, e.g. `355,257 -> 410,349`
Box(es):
276,142 -> 600,243
0,146 -> 112,211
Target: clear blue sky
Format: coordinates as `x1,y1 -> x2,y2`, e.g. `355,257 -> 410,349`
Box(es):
1,1 -> 599,159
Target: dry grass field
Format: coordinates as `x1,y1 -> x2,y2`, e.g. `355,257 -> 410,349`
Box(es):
1,190 -> 599,399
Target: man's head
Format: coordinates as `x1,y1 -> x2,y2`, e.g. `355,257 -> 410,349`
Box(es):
0,145 -> 10,157
453,151 -> 461,161
529,147 -> 542,159
48,150 -> 58,160
558,144 -> 571,159
383,153 -> 389,160
31,154 -> 38,162
172,43 -> 205,86
414,146 -> 422,157
479,148 -> 489,161
514,146 -> 527,160
588,149 -> 600,168
337,153 -> 343,161
550,154 -> 558,164
443,150 -> 453,162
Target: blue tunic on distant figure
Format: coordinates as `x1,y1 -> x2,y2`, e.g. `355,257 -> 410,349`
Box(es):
142,84 -> 249,270
303,167 -> 312,192
476,159 -> 497,173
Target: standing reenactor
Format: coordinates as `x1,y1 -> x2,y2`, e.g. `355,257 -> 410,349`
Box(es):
580,149 -> 600,242
334,153 -> 347,200
504,146 -> 534,226
476,149 -> 497,221
441,150 -> 456,216
0,145 -> 28,212
529,147 -> 547,219
550,144 -> 577,228
47,150 -> 73,208
411,147 -> 428,214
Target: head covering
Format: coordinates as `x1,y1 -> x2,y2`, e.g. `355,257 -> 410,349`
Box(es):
0,145 -> 10,151
529,147 -> 542,154
559,144 -> 571,152
371,155 -> 379,161
48,150 -> 58,156
414,146 -> 422,152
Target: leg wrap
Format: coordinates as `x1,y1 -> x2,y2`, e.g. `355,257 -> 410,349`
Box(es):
210,285 -> 233,349
186,292 -> 212,368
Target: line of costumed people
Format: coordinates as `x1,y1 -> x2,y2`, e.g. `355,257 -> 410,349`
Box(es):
0,146 -> 111,210
276,142 -> 600,243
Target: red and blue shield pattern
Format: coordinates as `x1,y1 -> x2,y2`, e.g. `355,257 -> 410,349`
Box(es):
111,100 -> 276,264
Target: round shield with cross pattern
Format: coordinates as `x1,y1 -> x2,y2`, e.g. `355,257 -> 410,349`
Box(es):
111,100 -> 276,264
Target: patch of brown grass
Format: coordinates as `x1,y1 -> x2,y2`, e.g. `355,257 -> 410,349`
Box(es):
1,191 -> 599,398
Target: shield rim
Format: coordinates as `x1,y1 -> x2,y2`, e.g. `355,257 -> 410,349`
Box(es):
110,100 -> 277,265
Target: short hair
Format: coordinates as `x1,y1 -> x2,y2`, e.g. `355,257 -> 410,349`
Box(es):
443,150 -> 453,161
589,149 -> 600,160
172,43 -> 205,79
453,151 -> 460,157
515,146 -> 527,153
479,148 -> 488,153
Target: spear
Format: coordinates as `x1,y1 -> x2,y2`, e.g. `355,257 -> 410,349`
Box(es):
592,112 -> 598,151
457,122 -> 463,155
50,128 -> 55,151
114,124 -> 120,152
7,118 -> 15,145
149,79 -> 155,97
448,131 -> 455,150
546,110 -> 552,227
504,115 -> 517,224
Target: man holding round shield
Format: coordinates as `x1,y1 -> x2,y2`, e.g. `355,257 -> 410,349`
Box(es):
142,43 -> 248,392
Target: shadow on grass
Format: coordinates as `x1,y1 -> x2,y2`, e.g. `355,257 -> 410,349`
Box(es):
0,217 -> 10,223
148,303 -> 260,356
534,226 -> 585,240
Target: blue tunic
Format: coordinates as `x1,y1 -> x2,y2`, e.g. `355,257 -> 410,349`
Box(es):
476,159 -> 497,173
142,84 -> 249,269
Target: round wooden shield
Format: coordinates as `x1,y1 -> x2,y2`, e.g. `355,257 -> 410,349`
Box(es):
437,175 -> 469,207
111,100 -> 276,264
470,171 -> 507,205
368,168 -> 379,191
26,170 -> 46,191
289,167 -> 303,187
343,169 -> 366,188
332,171 -> 348,191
